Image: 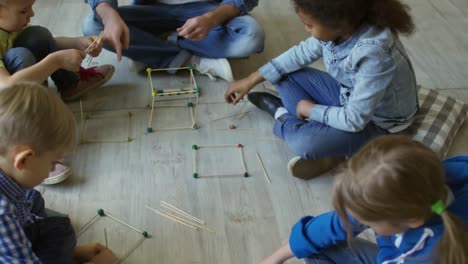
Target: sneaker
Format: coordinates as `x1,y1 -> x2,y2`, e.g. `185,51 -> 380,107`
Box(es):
287,156 -> 346,180
247,92 -> 284,118
42,162 -> 72,185
190,55 -> 234,82
61,65 -> 115,102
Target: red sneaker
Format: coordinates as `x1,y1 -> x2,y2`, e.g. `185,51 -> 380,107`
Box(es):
61,65 -> 115,102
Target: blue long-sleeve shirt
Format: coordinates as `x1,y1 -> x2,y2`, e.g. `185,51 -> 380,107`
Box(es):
289,156 -> 468,263
87,0 -> 258,16
260,24 -> 419,133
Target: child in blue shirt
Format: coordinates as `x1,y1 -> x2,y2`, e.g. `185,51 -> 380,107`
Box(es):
0,82 -> 117,263
257,135 -> 468,264
225,0 -> 419,180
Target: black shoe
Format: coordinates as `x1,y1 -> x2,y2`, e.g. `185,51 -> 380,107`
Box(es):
247,92 -> 283,118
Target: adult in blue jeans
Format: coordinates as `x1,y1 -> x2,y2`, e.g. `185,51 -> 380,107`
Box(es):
83,0 -> 265,82
225,0 -> 419,179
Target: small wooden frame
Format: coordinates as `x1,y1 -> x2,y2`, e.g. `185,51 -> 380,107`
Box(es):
146,66 -> 200,133
77,209 -> 149,263
80,100 -> 133,144
191,144 -> 249,179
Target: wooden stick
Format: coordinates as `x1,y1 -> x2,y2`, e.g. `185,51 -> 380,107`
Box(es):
82,120 -> 89,142
160,201 -> 205,225
190,70 -> 199,91
235,112 -> 249,121
104,228 -> 108,248
210,111 -> 250,123
84,139 -> 131,143
256,152 -> 271,183
117,235 -> 146,264
192,94 -> 200,127
127,113 -> 132,140
145,205 -> 198,230
150,126 -> 196,131
153,104 -> 187,108
77,214 -> 100,237
198,173 -> 245,178
147,68 -> 155,95
160,209 -> 215,233
155,90 -> 198,96
193,145 -> 198,174
105,212 -> 144,234
84,31 -> 104,54
147,66 -> 190,72
196,144 -> 238,148
239,147 -> 247,173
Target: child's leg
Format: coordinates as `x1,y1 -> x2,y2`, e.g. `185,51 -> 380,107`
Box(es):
23,190 -> 77,263
304,238 -> 378,264
3,48 -> 37,73
272,68 -> 387,159
276,68 -> 342,115
13,26 -> 79,88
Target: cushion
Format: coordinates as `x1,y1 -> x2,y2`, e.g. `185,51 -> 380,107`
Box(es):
403,86 -> 468,158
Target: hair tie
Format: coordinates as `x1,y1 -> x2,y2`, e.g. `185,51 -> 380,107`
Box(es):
431,200 -> 446,215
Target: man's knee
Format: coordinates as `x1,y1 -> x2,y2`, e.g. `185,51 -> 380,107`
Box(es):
229,16 -> 265,57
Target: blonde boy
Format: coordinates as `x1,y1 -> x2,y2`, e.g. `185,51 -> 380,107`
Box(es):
0,82 -> 116,263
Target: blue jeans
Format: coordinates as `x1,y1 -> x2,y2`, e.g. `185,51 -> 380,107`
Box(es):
305,239 -> 379,264
273,68 -> 388,159
3,26 -> 79,90
82,2 -> 265,68
23,190 -> 76,263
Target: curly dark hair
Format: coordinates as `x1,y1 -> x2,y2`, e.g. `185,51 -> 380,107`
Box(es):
292,0 -> 414,35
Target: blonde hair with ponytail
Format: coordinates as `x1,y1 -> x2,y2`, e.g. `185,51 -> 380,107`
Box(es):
333,135 -> 468,264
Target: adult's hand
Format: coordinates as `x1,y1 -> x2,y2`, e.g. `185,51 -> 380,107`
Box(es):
96,2 -> 130,61
177,15 -> 215,41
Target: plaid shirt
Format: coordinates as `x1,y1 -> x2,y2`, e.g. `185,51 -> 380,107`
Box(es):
0,170 -> 41,263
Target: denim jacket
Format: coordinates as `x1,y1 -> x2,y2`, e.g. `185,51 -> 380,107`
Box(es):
87,0 -> 258,15
260,24 -> 418,132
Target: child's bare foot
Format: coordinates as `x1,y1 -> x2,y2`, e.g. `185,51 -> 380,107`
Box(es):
61,65 -> 115,102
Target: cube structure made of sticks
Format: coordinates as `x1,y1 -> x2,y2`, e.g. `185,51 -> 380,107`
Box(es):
191,144 -> 249,179
79,101 -> 133,144
146,66 -> 200,133
77,209 -> 149,262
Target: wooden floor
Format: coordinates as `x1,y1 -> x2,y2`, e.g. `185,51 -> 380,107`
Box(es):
33,1 -> 468,263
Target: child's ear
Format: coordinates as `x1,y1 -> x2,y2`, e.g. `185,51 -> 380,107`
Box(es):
13,146 -> 34,171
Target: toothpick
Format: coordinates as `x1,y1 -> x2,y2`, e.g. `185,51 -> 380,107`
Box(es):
196,144 -> 238,148
105,212 -> 144,234
117,236 -> 146,264
239,147 -> 247,173
160,201 -> 205,225
210,111 -> 250,123
147,66 -> 190,72
145,205 -> 198,230
84,31 -> 104,54
158,208 -> 214,233
104,228 -> 108,248
215,128 -> 255,131
197,173 -> 245,178
256,152 -> 271,183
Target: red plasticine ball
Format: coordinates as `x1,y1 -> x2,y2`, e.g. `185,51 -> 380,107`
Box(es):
229,124 -> 236,129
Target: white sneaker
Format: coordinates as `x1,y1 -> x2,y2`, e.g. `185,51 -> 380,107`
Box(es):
190,55 -> 234,82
